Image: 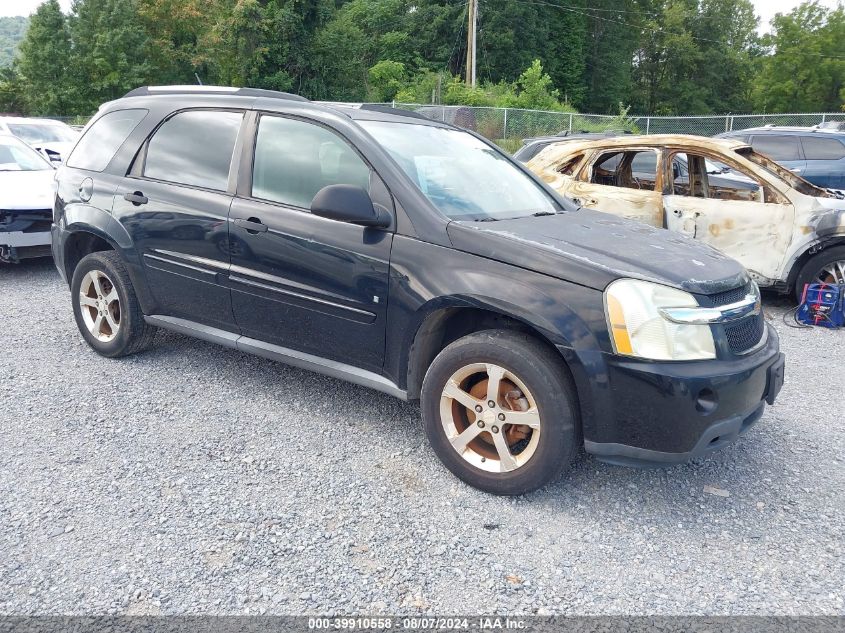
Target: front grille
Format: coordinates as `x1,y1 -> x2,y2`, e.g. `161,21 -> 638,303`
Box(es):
725,313 -> 765,354
701,283 -> 752,307
698,282 -> 765,354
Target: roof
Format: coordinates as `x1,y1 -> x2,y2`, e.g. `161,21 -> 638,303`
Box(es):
117,86 -> 448,127
529,134 -> 751,167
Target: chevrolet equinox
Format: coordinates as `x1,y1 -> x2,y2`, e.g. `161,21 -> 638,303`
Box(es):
52,86 -> 785,495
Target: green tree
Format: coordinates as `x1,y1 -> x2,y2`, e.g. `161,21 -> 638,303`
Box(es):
68,0 -> 150,113
0,16 -> 29,69
15,0 -> 73,115
137,0 -> 216,85
368,60 -> 407,101
753,2 -> 845,112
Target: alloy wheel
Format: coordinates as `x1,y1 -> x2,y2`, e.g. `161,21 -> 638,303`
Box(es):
816,260 -> 845,285
439,363 -> 541,473
78,269 -> 121,342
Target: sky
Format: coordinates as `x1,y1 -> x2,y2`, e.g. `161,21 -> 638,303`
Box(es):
0,0 -> 842,30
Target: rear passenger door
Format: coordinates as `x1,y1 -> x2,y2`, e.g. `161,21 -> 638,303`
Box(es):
568,148 -> 663,227
799,135 -> 845,190
227,113 -> 393,373
112,109 -> 245,331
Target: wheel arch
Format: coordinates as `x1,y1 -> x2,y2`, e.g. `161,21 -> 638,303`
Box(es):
403,299 -> 584,409
785,235 -> 845,293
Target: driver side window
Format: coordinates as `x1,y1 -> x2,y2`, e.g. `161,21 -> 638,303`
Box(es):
590,150 -> 658,191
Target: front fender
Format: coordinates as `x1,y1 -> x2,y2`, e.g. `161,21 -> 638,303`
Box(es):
384,235 -> 611,440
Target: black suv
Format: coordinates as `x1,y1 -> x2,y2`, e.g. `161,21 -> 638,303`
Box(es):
52,86 -> 785,495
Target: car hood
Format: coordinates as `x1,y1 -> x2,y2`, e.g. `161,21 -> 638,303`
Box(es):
447,209 -> 749,295
0,170 -> 55,210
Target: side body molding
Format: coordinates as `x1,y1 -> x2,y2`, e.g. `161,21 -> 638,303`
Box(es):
143,315 -> 407,400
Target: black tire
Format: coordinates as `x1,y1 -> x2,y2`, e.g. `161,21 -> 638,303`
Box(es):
794,246 -> 845,302
421,330 -> 580,495
70,251 -> 155,358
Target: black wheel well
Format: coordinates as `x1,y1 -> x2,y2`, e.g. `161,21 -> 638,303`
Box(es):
787,238 -> 845,291
405,306 -> 572,401
64,231 -> 114,282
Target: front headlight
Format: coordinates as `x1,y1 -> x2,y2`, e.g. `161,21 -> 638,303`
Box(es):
604,279 -> 716,361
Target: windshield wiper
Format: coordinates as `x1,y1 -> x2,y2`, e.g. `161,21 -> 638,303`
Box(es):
531,210 -> 557,217
475,217 -> 500,222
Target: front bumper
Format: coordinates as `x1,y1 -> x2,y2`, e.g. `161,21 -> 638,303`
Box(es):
0,231 -> 52,263
579,324 -> 784,467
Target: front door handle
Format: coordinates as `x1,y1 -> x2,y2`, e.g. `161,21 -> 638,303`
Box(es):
124,191 -> 148,206
233,217 -> 268,234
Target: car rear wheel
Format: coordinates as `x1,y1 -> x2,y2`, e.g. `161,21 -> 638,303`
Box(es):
71,251 -> 155,357
794,246 -> 845,302
421,330 -> 579,495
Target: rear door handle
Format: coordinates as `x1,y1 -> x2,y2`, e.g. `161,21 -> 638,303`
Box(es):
123,191 -> 148,206
233,217 -> 268,234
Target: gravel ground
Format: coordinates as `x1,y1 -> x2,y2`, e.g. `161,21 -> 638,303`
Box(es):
0,258 -> 842,617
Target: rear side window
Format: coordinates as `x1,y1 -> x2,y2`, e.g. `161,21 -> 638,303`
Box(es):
251,115 -> 370,208
801,136 -> 845,160
66,109 -> 147,172
143,110 -> 243,191
750,135 -> 801,161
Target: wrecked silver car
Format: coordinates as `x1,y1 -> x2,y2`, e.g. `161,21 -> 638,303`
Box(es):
528,134 -> 845,300
0,135 -> 56,263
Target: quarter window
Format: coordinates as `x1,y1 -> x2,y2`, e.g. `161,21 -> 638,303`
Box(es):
143,110 -> 243,191
801,136 -> 845,160
750,135 -> 801,161
252,116 -> 371,208
66,109 -> 147,172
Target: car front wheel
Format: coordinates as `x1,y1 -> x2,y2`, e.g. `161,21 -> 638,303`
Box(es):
421,330 -> 579,495
794,245 -> 845,302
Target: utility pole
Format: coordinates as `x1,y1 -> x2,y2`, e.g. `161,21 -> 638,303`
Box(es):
465,0 -> 477,87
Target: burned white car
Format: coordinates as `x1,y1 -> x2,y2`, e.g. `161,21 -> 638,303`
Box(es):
528,134 -> 845,300
0,135 -> 56,263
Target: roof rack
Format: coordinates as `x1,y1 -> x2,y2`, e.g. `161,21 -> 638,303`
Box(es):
122,85 -> 309,102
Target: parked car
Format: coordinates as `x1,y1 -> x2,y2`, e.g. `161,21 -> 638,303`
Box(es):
0,134 -> 56,263
513,130 -> 634,163
52,87 -> 783,495
718,126 -> 845,192
0,116 -> 80,164
528,134 -> 845,300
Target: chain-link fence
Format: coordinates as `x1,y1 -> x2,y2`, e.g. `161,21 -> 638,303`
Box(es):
38,104 -> 845,151
384,103 -> 845,151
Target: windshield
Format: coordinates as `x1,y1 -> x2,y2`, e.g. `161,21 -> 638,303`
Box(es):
360,121 -> 559,220
8,122 -> 78,144
0,136 -> 52,171
739,147 -> 836,198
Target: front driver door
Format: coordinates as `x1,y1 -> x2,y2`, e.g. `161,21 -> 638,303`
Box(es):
568,148 -> 663,227
664,151 -> 795,283
227,113 -> 393,373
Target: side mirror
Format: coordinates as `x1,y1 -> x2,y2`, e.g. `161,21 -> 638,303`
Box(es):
310,184 -> 391,228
